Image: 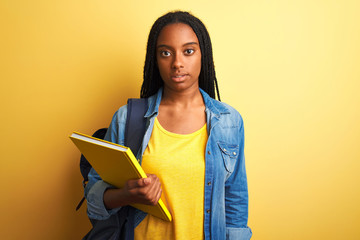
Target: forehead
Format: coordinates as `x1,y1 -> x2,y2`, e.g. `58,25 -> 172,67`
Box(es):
156,23 -> 199,46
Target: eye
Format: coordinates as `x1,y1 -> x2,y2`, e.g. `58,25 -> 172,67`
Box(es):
160,51 -> 171,57
184,49 -> 195,55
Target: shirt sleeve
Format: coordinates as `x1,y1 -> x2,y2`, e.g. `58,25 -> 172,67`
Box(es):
226,227 -> 252,240
84,168 -> 121,220
225,116 -> 252,239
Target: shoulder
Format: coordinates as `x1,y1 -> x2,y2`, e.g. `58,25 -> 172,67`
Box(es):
206,99 -> 245,149
111,104 -> 128,124
221,101 -> 243,123
221,102 -> 244,132
206,97 -> 244,127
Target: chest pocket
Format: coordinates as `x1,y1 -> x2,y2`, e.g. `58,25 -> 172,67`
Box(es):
218,142 -> 239,173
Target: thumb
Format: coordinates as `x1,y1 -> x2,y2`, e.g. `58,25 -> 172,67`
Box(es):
126,177 -> 151,189
142,177 -> 151,185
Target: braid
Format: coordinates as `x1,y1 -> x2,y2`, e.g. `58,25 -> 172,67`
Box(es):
141,11 -> 221,101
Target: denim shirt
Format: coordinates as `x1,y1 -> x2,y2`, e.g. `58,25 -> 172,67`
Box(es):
85,88 -> 252,240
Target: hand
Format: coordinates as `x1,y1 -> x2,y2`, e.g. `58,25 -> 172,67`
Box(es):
104,174 -> 162,209
124,174 -> 162,206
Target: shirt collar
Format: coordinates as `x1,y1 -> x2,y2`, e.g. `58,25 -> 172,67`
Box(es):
199,88 -> 230,116
144,88 -> 163,118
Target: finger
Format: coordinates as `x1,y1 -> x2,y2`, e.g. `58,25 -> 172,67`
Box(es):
155,187 -> 162,203
147,174 -> 160,185
143,174 -> 158,190
149,184 -> 162,205
126,177 -> 151,189
146,173 -> 157,179
142,177 -> 152,185
147,176 -> 160,192
148,179 -> 162,204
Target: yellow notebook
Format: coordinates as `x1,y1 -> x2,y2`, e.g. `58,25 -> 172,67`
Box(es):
69,131 -> 172,222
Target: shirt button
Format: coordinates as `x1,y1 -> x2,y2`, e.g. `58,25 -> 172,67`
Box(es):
207,181 -> 211,186
207,151 -> 211,155
206,209 -> 211,214
223,148 -> 227,152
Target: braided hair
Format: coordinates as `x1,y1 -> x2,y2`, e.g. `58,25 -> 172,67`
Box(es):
140,11 -> 221,101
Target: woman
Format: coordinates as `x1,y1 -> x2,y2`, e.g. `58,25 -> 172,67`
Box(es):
85,11 -> 252,240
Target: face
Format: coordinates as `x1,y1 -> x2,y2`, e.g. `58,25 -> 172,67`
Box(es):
156,23 -> 202,94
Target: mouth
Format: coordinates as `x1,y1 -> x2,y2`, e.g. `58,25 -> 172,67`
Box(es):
171,74 -> 188,81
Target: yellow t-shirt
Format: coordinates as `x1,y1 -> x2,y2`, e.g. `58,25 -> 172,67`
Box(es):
134,118 -> 207,240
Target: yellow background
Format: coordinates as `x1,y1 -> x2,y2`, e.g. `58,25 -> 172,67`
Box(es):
1,0 -> 359,239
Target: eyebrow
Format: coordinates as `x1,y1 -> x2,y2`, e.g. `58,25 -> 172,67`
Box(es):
157,42 -> 199,49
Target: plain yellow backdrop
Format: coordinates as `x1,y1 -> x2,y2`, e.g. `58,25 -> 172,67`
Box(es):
1,0 -> 359,239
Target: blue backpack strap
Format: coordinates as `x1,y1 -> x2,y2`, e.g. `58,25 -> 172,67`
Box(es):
123,98 -> 148,240
125,98 -> 148,158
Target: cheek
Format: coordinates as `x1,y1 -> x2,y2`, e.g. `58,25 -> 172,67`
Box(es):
156,59 -> 166,74
193,56 -> 202,77
157,60 -> 170,81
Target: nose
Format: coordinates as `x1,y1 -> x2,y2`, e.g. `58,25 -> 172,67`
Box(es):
172,52 -> 184,69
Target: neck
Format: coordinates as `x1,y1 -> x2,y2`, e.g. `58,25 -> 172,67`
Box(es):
161,87 -> 203,107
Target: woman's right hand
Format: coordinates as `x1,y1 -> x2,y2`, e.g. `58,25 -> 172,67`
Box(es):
103,174 -> 162,209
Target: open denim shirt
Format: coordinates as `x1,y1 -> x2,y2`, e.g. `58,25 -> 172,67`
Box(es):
85,88 -> 252,240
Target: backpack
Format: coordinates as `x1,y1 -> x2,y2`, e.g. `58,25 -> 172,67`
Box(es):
77,98 -> 148,240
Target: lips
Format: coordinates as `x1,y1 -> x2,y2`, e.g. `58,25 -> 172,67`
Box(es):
171,74 -> 189,82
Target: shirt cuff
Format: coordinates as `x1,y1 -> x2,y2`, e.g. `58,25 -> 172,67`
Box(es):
86,180 -> 121,220
226,227 -> 252,240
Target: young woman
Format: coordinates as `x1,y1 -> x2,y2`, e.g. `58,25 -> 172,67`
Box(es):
85,11 -> 252,240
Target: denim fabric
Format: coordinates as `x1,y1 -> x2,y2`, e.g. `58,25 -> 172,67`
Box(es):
85,88 -> 252,240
